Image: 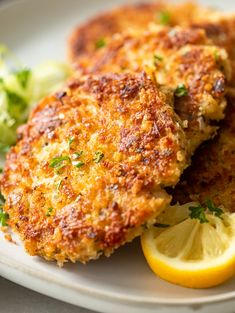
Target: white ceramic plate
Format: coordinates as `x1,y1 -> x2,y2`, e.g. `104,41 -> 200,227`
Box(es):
0,0 -> 235,312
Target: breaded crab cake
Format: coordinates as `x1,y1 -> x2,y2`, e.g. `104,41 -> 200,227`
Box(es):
171,96 -> 235,212
68,1 -> 218,63
1,72 -> 188,264
76,26 -> 231,154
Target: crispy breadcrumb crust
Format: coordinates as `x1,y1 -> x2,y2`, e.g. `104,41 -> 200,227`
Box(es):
191,15 -> 235,85
1,72 -> 187,264
68,0 -> 235,85
68,1 -> 217,63
171,96 -> 235,212
76,26 -> 230,155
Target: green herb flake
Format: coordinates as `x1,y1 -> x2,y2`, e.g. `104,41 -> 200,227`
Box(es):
93,151 -> 104,163
0,168 -> 3,174
0,193 -> 8,226
154,54 -> 163,62
15,68 -> 31,89
74,160 -> 85,168
154,222 -> 170,228
174,84 -> 188,97
153,54 -> 163,66
189,204 -> 209,224
189,199 -> 224,223
68,137 -> 74,147
95,38 -> 106,49
73,151 -> 83,159
0,193 -> 5,205
56,179 -> 63,191
49,156 -> 71,171
0,208 -> 9,226
158,11 -> 171,25
214,50 -> 220,62
46,207 -> 53,217
205,199 -> 224,219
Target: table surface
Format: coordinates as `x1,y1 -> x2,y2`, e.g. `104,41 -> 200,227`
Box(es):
0,276 -> 94,313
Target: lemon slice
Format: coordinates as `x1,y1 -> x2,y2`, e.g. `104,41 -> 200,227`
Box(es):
141,203 -> 235,288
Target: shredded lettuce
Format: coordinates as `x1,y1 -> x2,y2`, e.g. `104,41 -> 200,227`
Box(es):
0,45 -> 72,153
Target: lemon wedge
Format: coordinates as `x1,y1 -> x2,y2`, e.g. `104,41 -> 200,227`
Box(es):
141,203 -> 235,288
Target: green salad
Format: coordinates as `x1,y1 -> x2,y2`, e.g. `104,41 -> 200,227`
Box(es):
0,45 -> 72,154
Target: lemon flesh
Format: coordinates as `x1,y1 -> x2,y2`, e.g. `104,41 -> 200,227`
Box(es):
141,204 -> 235,288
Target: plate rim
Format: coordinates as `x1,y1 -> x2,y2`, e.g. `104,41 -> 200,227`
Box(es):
1,248 -> 235,306
0,0 -> 235,309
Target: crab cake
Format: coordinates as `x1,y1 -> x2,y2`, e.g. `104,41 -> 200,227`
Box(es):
191,15 -> 235,86
172,96 -> 235,212
68,1 -> 217,63
68,0 -> 235,85
1,72 -> 188,264
76,26 -> 230,155
192,16 -> 235,59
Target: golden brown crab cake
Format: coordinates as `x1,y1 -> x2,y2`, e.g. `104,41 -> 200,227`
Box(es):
76,26 -> 230,155
68,1 -> 217,63
1,72 -> 188,264
190,14 -> 235,86
192,16 -> 235,60
171,96 -> 235,212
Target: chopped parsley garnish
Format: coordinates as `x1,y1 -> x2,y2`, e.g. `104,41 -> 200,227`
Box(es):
0,168 -> 3,173
154,54 -> 163,61
15,68 -> 31,89
68,137 -> 74,147
49,156 -> 71,170
93,151 -> 104,163
72,151 -> 84,168
189,204 -> 209,224
158,11 -> 171,25
46,207 -> 53,217
214,50 -> 220,62
95,38 -> 106,49
0,193 -> 5,205
189,199 -> 224,224
73,151 -> 83,159
0,208 -> 9,226
153,54 -> 163,66
174,84 -> 188,97
74,160 -> 85,168
56,179 -> 63,190
154,222 -> 170,228
0,195 -> 5,208
0,193 -> 8,226
205,199 -> 224,218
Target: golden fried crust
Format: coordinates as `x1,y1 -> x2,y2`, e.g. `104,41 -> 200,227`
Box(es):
76,26 -> 230,155
68,2 -> 164,62
171,96 -> 235,212
192,16 -> 235,62
191,15 -> 235,85
68,1 -> 235,85
68,2 -> 216,63
1,72 -> 187,264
